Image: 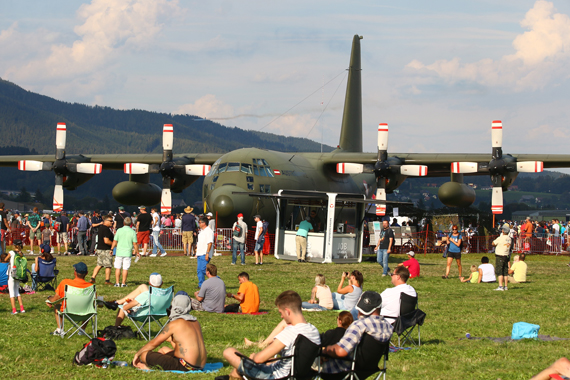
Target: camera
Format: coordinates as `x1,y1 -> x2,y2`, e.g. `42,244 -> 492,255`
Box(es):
343,271 -> 349,276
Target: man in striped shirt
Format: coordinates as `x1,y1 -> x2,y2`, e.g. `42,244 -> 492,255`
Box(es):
321,291 -> 393,374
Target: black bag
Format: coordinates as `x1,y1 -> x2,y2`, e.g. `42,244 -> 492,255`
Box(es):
74,338 -> 116,366
98,325 -> 138,340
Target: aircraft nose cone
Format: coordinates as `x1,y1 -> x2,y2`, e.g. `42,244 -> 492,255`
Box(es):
213,194 -> 234,217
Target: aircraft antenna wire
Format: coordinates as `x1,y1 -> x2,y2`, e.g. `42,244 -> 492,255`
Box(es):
258,69 -> 347,132
304,71 -> 347,140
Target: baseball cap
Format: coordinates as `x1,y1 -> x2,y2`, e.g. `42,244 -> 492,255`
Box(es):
13,239 -> 23,246
237,213 -> 243,218
206,212 -> 213,217
175,290 -> 189,297
149,273 -> 163,287
407,251 -> 415,257
502,223 -> 510,233
254,214 -> 261,219
73,262 -> 88,274
355,291 -> 382,316
139,205 -> 146,210
118,206 -> 124,210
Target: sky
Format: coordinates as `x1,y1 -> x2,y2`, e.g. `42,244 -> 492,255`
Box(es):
2,0 -> 570,159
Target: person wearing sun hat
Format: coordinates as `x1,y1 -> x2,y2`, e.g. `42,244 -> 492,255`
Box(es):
320,291 -> 393,374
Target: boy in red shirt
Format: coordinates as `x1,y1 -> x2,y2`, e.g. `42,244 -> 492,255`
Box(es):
398,251 -> 420,278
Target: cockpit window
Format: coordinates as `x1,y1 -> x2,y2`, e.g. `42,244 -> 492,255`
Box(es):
226,162 -> 240,172
258,166 -> 267,177
207,164 -> 218,177
217,163 -> 227,174
251,159 -> 273,177
241,163 -> 252,174
265,167 -> 274,177
253,165 -> 259,176
262,159 -> 268,166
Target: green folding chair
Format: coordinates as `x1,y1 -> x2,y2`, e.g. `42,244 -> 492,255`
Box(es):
50,285 -> 98,339
126,285 -> 173,341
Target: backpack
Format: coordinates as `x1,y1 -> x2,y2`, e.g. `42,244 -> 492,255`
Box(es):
11,254 -> 28,283
233,224 -> 243,238
53,219 -> 61,232
74,338 -> 117,366
260,221 -> 269,239
97,325 -> 138,340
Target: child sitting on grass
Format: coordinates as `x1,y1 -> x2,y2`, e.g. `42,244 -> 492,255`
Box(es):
460,265 -> 479,283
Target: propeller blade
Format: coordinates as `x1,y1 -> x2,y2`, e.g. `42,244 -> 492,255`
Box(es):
163,124 -> 173,150
53,184 -> 64,212
75,163 -> 102,174
124,163 -> 150,174
516,161 -> 544,173
161,188 -> 172,214
491,187 -> 503,214
491,120 -> 502,148
185,164 -> 211,176
378,123 -> 388,151
336,163 -> 364,174
375,185 -> 386,216
56,123 -> 66,150
451,162 -> 478,174
18,160 -> 44,171
400,165 -> 428,176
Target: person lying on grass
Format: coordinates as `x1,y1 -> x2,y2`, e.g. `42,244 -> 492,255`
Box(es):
132,293 -> 207,371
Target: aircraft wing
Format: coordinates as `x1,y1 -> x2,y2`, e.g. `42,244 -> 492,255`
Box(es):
0,153 -> 224,171
320,152 -> 570,176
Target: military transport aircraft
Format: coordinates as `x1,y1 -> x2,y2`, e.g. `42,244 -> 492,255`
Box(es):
2,35 -> 570,227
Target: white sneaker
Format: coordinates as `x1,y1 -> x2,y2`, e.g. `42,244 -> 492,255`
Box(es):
51,328 -> 63,336
190,256 -> 196,259
149,253 -> 158,257
214,252 -> 222,256
504,287 -> 508,291
160,252 -> 167,257
494,286 -> 504,291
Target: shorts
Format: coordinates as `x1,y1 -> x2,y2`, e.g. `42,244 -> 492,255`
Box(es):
114,256 -> 132,270
495,255 -> 509,277
238,358 -> 276,379
30,229 -> 42,241
57,232 -> 68,244
447,249 -> 461,260
145,351 -> 201,372
182,231 -> 194,245
137,231 -> 150,244
96,249 -> 113,268
254,239 -> 264,252
8,277 -> 20,298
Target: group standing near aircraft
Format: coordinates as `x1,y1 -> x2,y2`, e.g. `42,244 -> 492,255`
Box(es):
1,35 -> 569,227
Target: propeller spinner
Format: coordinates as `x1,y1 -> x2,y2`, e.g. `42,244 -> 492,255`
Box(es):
451,120 -> 543,214
18,123 -> 103,212
337,123 -> 428,215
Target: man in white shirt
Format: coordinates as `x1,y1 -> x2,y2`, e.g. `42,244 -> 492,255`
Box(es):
380,266 -> 417,324
222,290 -> 320,379
149,207 -> 167,257
196,217 -> 214,288
253,215 -> 264,265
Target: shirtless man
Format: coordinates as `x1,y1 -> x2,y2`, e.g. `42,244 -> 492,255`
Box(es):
132,293 -> 207,371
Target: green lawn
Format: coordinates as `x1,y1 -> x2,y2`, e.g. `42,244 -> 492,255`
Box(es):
1,251 -> 569,379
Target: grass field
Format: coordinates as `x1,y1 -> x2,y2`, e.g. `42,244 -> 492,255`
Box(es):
1,250 -> 569,380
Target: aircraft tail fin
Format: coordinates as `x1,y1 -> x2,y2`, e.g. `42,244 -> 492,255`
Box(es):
338,35 -> 363,153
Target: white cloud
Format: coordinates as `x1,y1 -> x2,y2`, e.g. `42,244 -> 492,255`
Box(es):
2,0 -> 181,95
175,94 -> 236,119
406,1 -> 570,91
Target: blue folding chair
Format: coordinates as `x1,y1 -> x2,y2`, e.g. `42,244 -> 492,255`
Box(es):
125,285 -> 174,341
32,258 -> 58,291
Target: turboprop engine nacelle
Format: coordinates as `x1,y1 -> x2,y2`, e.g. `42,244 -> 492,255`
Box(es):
438,182 -> 476,208
112,181 -> 162,206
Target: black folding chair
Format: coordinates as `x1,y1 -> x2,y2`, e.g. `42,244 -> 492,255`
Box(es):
236,334 -> 320,380
392,293 -> 426,347
317,333 -> 389,380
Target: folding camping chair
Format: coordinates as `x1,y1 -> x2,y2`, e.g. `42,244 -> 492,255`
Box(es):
236,334 -> 320,380
31,258 -> 58,291
48,284 -> 98,339
392,293 -> 426,347
125,285 -> 173,341
317,333 -> 389,380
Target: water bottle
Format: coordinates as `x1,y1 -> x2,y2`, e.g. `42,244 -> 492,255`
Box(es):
112,361 -> 129,367
466,333 -> 471,339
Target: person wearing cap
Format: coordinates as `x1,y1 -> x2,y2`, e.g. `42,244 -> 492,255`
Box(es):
196,217 -> 214,287
492,223 -> 512,291
321,291 -> 393,374
135,206 -> 152,261
89,215 -> 115,285
133,293 -> 207,371
296,216 -> 313,263
253,215 -> 264,265
397,251 -> 420,278
231,213 -> 248,265
46,261 -> 93,336
182,206 -> 197,257
379,266 -> 417,324
114,272 -> 163,326
114,206 -> 131,230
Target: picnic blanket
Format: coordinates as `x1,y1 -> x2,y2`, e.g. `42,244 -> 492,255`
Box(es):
462,334 -> 569,343
224,312 -> 268,315
140,362 -> 223,374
